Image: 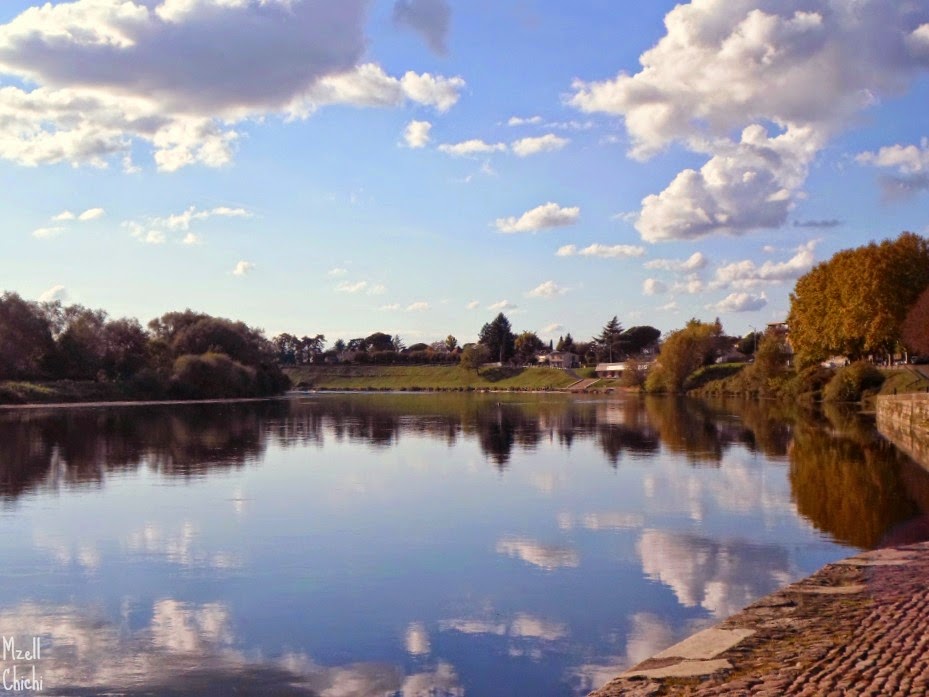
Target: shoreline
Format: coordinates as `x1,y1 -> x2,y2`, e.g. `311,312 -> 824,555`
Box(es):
591,541 -> 929,696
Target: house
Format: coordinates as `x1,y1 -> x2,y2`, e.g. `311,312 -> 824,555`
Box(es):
595,362 -> 626,378
547,351 -> 579,369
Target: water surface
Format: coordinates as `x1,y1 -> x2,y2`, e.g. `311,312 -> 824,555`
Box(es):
1,393 -> 926,696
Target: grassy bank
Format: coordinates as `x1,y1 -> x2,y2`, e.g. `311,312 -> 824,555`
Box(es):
0,380 -> 143,405
285,364 -> 579,391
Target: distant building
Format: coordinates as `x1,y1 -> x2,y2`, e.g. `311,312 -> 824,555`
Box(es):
595,362 -> 626,378
547,351 -> 579,369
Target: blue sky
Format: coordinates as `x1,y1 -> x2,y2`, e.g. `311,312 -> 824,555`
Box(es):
1,0 -> 928,346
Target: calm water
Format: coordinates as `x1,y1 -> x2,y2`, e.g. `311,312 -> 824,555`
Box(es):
1,393 -> 927,696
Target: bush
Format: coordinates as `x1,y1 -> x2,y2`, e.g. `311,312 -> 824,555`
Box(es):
169,352 -> 258,399
823,361 -> 885,403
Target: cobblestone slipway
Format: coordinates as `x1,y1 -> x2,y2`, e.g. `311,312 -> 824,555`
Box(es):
591,542 -> 929,696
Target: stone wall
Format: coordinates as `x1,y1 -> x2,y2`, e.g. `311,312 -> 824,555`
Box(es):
876,394 -> 929,471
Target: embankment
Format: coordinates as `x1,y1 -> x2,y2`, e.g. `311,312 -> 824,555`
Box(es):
877,393 -> 929,471
285,364 -> 578,391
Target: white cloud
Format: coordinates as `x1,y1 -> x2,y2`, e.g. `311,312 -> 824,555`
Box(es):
438,139 -> 507,157
510,133 -> 569,157
658,300 -> 678,312
556,243 -> 645,258
39,284 -> 68,303
713,241 -> 816,289
542,323 -> 563,334
403,119 -> 432,149
367,284 -> 386,296
232,260 -> 254,277
77,207 -> 105,221
336,280 -> 367,293
711,291 -> 768,313
570,2 -> 929,240
407,301 -> 430,311
380,303 -> 401,311
495,202 -> 580,233
857,137 -> 929,197
392,0 -> 451,55
52,210 -> 75,221
643,279 -> 667,296
671,275 -> 706,295
0,2 -> 464,170
32,226 -> 66,239
123,205 -> 251,244
488,300 -> 517,311
467,300 -> 480,309
507,115 -> 543,126
527,281 -> 567,298
645,252 -> 708,272
327,267 -> 348,277
181,232 -> 201,245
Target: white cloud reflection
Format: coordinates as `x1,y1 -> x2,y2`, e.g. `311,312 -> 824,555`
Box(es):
495,536 -> 579,570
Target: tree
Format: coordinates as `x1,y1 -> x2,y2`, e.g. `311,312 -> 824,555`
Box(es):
646,319 -> 721,393
478,313 -> 515,363
0,292 -> 55,380
445,335 -> 458,352
737,331 -> 763,356
596,316 -> 623,362
460,344 -> 489,372
56,306 -> 109,380
333,338 -> 347,353
620,326 -> 661,355
514,331 -> 544,364
392,334 -> 406,352
789,231 -> 929,366
365,332 -> 394,352
903,285 -> 929,356
556,333 -> 575,352
102,318 -> 149,380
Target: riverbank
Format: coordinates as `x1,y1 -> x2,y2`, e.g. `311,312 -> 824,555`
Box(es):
284,364 -> 582,391
592,541 -> 929,696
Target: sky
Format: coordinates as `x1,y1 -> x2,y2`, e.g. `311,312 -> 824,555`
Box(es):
1,0 -> 928,346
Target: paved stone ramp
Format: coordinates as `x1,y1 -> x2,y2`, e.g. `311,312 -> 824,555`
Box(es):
591,542 -> 929,696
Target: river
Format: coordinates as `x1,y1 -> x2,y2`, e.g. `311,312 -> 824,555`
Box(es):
1,393 -> 927,696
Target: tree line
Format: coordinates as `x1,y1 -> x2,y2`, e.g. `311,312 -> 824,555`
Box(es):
0,292 -> 288,399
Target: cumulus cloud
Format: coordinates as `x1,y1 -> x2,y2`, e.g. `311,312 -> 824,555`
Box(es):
32,226 -> 66,239
52,210 -> 75,221
438,139 -> 507,157
39,284 -> 68,303
508,115 -> 543,126
123,205 -> 250,244
367,284 -> 386,296
511,133 -> 569,157
407,301 -> 430,311
336,280 -> 368,293
495,202 -> 580,233
857,137 -> 929,197
232,260 -> 254,277
570,2 -> 929,241
78,207 -> 105,221
488,300 -> 517,311
0,1 -> 464,170
527,281 -> 568,298
392,0 -> 451,55
466,300 -> 480,310
403,119 -> 432,149
645,252 -> 708,272
643,278 -> 667,296
712,291 -> 768,313
713,240 -> 816,289
543,323 -> 563,334
557,243 -> 646,259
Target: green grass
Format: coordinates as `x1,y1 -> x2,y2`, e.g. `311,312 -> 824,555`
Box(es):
285,365 -> 578,391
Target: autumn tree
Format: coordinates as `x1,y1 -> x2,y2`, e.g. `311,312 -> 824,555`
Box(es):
460,344 -> 489,372
646,319 -> 721,393
788,232 -> 929,366
902,285 -> 929,356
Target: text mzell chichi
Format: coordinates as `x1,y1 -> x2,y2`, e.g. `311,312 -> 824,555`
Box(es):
2,637 -> 43,692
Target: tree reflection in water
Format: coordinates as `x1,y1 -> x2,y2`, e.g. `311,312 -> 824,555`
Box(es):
2,394 -> 929,550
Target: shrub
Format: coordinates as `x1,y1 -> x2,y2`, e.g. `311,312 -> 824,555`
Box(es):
823,361 -> 885,403
169,352 -> 257,399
